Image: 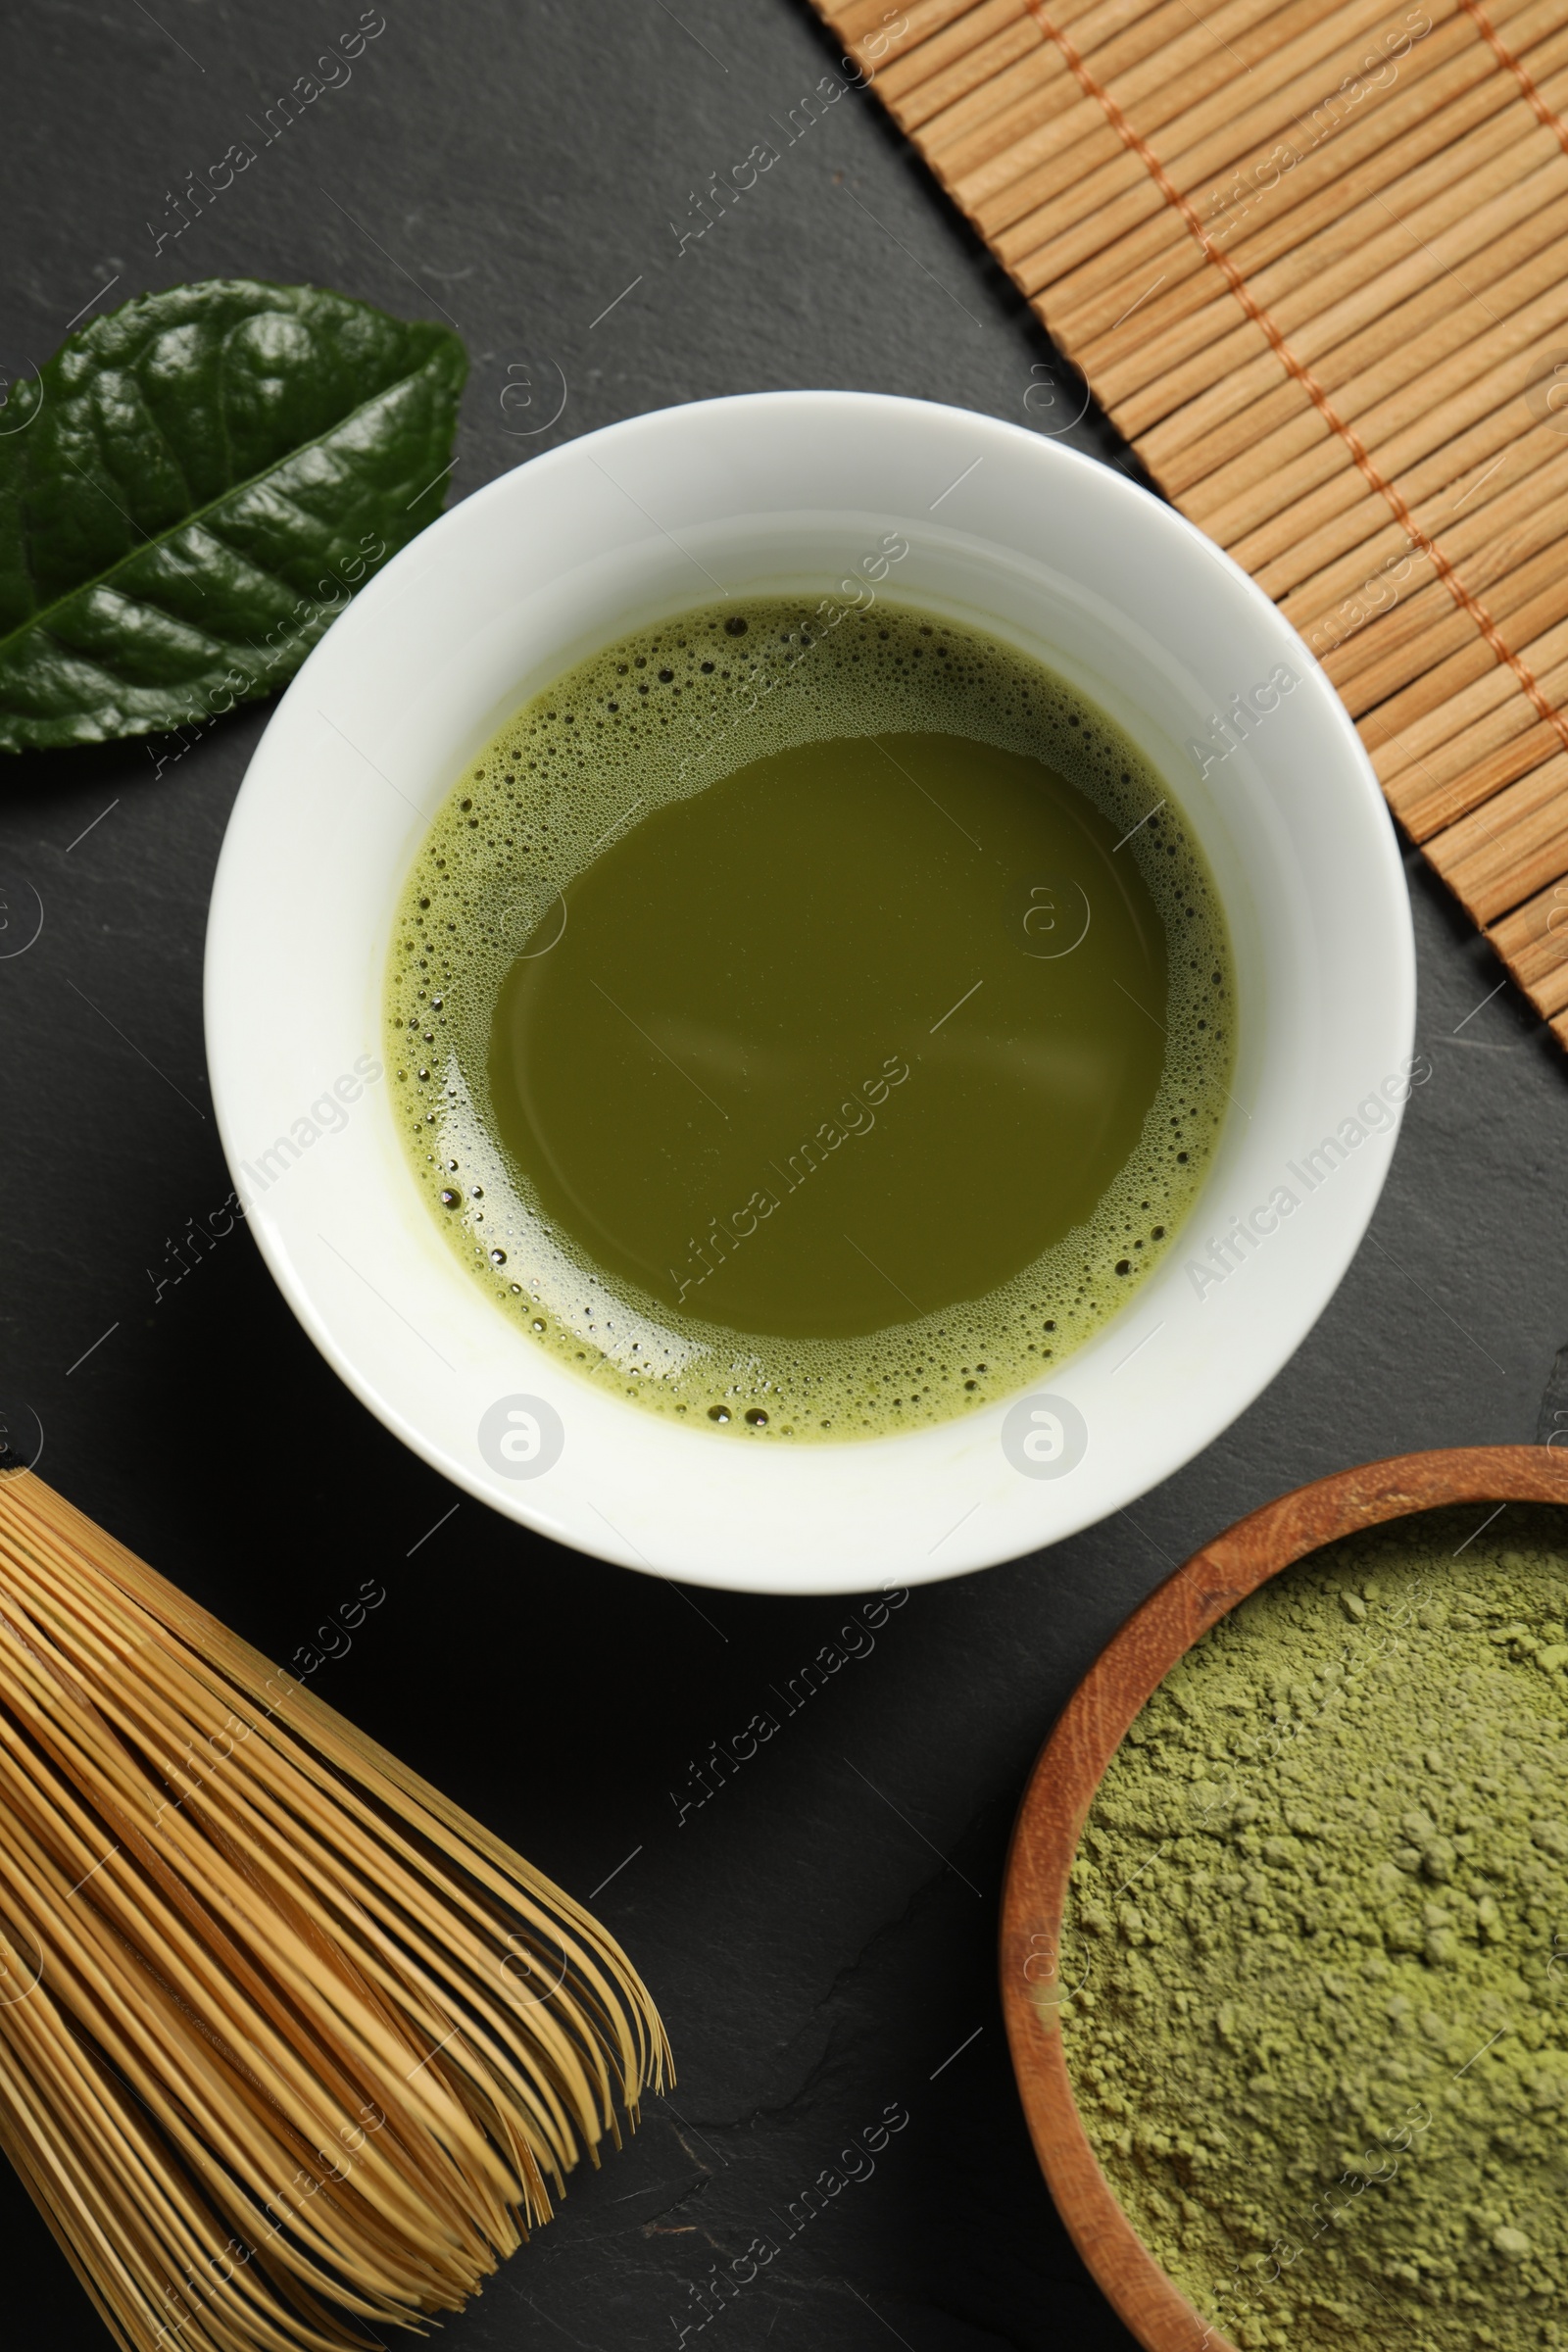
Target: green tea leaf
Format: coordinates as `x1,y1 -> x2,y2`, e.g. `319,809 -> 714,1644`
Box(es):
0,279 -> 467,753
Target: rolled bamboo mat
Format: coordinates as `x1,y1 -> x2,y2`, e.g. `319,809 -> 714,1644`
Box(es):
815,0 -> 1568,1045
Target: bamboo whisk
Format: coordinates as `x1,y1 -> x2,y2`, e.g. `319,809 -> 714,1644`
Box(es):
0,1471 -> 668,2352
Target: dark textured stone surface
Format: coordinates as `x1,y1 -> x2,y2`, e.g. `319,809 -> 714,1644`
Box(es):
0,3 -> 1563,2345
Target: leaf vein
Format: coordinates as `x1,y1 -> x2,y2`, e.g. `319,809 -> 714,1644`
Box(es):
2,359 -> 446,669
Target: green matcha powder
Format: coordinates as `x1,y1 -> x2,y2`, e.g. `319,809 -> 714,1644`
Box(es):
1060,1509 -> 1568,2351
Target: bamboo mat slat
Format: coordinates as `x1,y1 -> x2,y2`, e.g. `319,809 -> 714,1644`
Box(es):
815,0 -> 1568,1043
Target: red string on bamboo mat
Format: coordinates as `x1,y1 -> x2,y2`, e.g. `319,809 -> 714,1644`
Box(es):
1022,0 -> 1568,758
1456,0 -> 1568,153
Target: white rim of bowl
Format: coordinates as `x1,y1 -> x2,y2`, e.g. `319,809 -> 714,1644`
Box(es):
205,391 -> 1416,1594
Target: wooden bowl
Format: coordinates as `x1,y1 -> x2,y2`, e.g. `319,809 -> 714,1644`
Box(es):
999,1445 -> 1568,2352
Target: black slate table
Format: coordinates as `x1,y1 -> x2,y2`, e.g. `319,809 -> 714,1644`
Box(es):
1,3 -> 1563,2346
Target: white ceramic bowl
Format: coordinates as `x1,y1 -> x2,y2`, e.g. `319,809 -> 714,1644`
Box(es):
205,391 -> 1415,1595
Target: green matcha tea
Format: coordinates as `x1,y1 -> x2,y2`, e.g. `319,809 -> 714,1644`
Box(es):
1061,1512 -> 1568,2351
387,597 -> 1234,1437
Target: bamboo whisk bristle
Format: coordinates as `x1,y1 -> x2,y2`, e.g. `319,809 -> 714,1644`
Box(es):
0,1470 -> 669,2352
